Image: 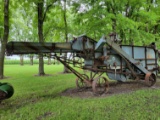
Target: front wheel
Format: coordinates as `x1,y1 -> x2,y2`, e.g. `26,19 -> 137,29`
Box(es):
92,76 -> 109,95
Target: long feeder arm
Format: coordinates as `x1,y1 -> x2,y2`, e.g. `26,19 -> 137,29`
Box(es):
6,41 -> 73,55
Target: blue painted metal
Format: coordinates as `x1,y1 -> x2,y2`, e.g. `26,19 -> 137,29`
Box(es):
6,34 -> 159,95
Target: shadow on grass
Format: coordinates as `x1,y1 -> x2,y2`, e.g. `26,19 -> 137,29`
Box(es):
0,92 -> 60,111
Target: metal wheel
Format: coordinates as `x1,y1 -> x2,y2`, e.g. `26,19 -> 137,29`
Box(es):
148,74 -> 156,87
76,74 -> 89,88
92,76 -> 109,95
145,73 -> 156,87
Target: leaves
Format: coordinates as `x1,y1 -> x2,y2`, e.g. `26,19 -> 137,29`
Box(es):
0,0 -> 158,47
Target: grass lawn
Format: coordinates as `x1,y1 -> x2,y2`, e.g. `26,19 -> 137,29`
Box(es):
0,64 -> 160,120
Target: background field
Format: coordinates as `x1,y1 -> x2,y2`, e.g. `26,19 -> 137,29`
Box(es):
0,64 -> 160,120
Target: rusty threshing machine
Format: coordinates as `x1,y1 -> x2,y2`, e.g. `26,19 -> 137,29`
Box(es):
0,34 -> 159,101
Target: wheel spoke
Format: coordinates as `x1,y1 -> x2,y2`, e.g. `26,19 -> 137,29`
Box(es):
76,74 -> 89,88
92,76 -> 109,95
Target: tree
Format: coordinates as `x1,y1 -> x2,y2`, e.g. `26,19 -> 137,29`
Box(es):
37,0 -> 45,76
62,0 -> 70,73
36,0 -> 58,75
0,0 -> 10,79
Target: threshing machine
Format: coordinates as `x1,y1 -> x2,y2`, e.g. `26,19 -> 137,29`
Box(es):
1,34 -> 159,100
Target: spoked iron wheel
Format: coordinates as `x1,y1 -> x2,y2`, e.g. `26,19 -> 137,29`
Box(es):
145,73 -> 156,87
76,74 -> 89,88
92,76 -> 109,95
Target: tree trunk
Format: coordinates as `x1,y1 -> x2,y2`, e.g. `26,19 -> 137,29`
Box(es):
30,55 -> 33,65
112,18 -> 116,32
56,58 -> 59,65
37,1 -> 45,76
153,23 -> 159,42
48,58 -> 51,65
48,53 -> 51,65
129,30 -> 134,45
63,0 -> 70,73
20,55 -> 24,66
120,29 -> 125,44
0,0 -> 9,79
0,43 -> 6,79
38,53 -> 45,76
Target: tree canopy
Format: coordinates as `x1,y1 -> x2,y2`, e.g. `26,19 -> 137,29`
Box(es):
1,0 -> 159,47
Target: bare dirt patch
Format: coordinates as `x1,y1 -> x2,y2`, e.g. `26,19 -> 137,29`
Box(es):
34,74 -> 52,77
61,80 -> 160,98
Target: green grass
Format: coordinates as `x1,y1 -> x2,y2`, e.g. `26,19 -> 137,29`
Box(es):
4,59 -> 59,65
0,64 -> 160,120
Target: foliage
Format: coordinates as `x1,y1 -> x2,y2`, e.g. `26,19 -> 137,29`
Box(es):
5,0 -> 160,46
9,1 -> 37,42
0,65 -> 160,120
70,0 -> 160,46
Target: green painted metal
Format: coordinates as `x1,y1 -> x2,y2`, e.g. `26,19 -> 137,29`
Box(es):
0,82 -> 14,101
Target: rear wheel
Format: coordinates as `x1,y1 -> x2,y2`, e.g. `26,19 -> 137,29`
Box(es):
145,73 -> 156,87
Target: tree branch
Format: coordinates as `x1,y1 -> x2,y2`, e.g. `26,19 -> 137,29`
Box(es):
43,4 -> 52,22
42,0 -> 58,22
